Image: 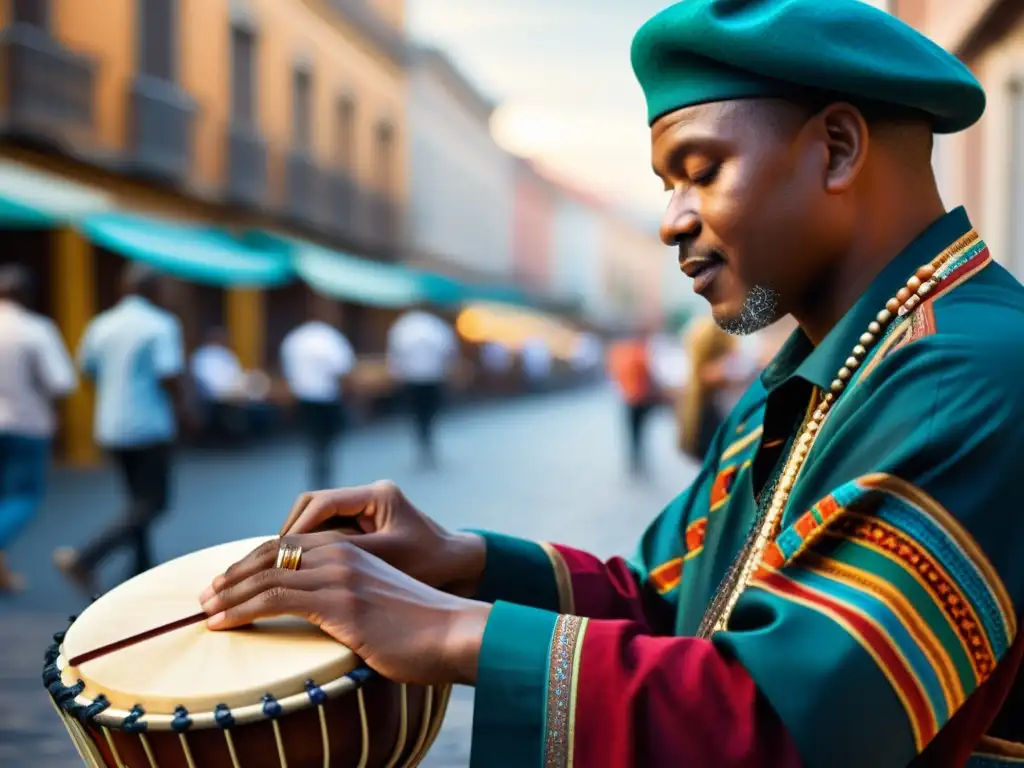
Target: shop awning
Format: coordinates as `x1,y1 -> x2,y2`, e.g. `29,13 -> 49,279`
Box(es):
251,231 -> 464,308
0,159 -> 114,227
79,213 -> 293,288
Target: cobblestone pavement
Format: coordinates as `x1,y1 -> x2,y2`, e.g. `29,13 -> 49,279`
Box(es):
0,385 -> 698,766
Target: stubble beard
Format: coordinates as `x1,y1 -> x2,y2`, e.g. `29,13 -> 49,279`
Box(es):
714,284 -> 781,336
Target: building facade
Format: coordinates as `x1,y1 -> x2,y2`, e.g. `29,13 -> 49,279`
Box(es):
600,211 -> 666,330
0,0 -> 409,464
406,47 -> 515,282
511,158 -> 556,295
549,181 -> 605,314
895,0 -> 1024,276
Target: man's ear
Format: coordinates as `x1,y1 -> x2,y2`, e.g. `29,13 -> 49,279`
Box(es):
817,103 -> 870,195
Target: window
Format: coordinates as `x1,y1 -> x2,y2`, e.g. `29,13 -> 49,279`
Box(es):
375,120 -> 395,190
336,96 -> 356,168
292,68 -> 313,150
12,0 -> 48,28
230,25 -> 257,124
138,0 -> 177,81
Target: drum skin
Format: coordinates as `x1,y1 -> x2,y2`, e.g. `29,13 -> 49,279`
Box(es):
80,677 -> 431,768
44,537 -> 448,768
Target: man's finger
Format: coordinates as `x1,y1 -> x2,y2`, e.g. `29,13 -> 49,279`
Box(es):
199,533 -> 341,603
206,585 -> 316,631
284,486 -> 377,535
279,493 -> 314,536
200,558 -> 332,617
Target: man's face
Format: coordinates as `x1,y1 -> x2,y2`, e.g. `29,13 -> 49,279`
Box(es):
651,99 -> 836,335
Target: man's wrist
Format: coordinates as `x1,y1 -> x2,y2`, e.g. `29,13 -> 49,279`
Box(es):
442,531 -> 487,597
444,600 -> 492,686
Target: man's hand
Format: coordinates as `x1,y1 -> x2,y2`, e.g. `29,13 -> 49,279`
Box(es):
199,536 -> 492,686
276,482 -> 487,598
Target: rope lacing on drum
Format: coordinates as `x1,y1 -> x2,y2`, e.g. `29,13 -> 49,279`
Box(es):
121,704 -> 148,733
261,693 -> 284,718
304,678 -> 328,705
172,705 -> 193,732
214,703 -> 235,729
42,614 -> 112,723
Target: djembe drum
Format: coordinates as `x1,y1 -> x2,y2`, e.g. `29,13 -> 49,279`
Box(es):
43,537 -> 450,767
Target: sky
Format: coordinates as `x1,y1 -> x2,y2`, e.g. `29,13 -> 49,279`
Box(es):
406,0 -> 673,226
406,0 -> 892,226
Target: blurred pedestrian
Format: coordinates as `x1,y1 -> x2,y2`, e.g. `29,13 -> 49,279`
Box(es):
608,331 -> 659,477
54,265 -> 191,593
676,317 -> 739,462
0,264 -> 76,592
190,326 -> 245,443
387,305 -> 457,469
280,294 -> 355,490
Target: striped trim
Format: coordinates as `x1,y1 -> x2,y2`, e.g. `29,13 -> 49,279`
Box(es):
541,542 -> 576,615
751,472 -> 1016,754
648,460 -> 749,595
543,615 -> 588,768
649,557 -> 683,595
754,567 -> 939,750
710,464 -> 742,512
854,237 -> 989,388
860,474 -> 1016,642
721,425 -> 763,462
803,552 -> 963,717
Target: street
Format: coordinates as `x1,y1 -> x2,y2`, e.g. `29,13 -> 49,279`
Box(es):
0,385 -> 698,767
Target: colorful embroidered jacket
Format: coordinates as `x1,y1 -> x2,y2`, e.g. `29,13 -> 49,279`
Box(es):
467,208 -> 1024,768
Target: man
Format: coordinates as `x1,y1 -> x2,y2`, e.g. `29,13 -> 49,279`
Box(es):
0,265 -> 76,591
280,294 -> 355,489
198,2 -> 1024,766
386,305 -> 456,468
55,265 -> 189,593
190,326 -> 244,442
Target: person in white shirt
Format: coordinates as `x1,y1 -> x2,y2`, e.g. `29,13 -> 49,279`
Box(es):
521,337 -> 552,392
0,265 -> 76,591
280,295 -> 355,489
386,306 -> 457,468
191,327 -> 245,442
55,265 -> 192,594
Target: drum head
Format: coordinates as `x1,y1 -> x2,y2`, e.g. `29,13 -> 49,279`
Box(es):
60,537 -> 360,715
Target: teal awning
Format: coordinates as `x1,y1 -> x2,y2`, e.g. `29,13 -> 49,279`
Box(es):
79,213 -> 293,288
0,159 -> 115,227
249,231 -> 464,308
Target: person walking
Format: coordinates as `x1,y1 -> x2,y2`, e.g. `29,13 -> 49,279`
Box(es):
386,305 -> 457,469
280,294 -> 355,490
0,264 -> 76,591
54,265 -> 190,594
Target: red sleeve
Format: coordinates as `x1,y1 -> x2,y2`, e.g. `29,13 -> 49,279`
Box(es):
471,604 -> 803,767
574,618 -> 803,767
551,544 -> 674,633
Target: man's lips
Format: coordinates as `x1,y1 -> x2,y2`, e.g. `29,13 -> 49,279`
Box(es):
679,255 -> 725,295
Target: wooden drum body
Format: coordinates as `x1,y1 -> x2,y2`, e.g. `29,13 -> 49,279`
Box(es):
43,538 -> 450,768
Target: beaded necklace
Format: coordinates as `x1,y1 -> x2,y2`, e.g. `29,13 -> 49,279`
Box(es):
696,232 -> 979,639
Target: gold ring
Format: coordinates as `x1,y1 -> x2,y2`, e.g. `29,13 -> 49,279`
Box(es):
275,543 -> 303,571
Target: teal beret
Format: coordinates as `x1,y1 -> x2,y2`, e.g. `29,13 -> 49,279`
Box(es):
630,0 -> 985,133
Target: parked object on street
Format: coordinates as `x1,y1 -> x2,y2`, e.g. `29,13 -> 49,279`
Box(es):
43,537 -> 450,768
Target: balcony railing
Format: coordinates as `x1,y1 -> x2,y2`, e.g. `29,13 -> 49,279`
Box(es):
125,74 -> 197,185
0,23 -> 96,151
285,149 -> 321,225
225,121 -> 268,208
364,190 -> 401,257
323,169 -> 358,239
